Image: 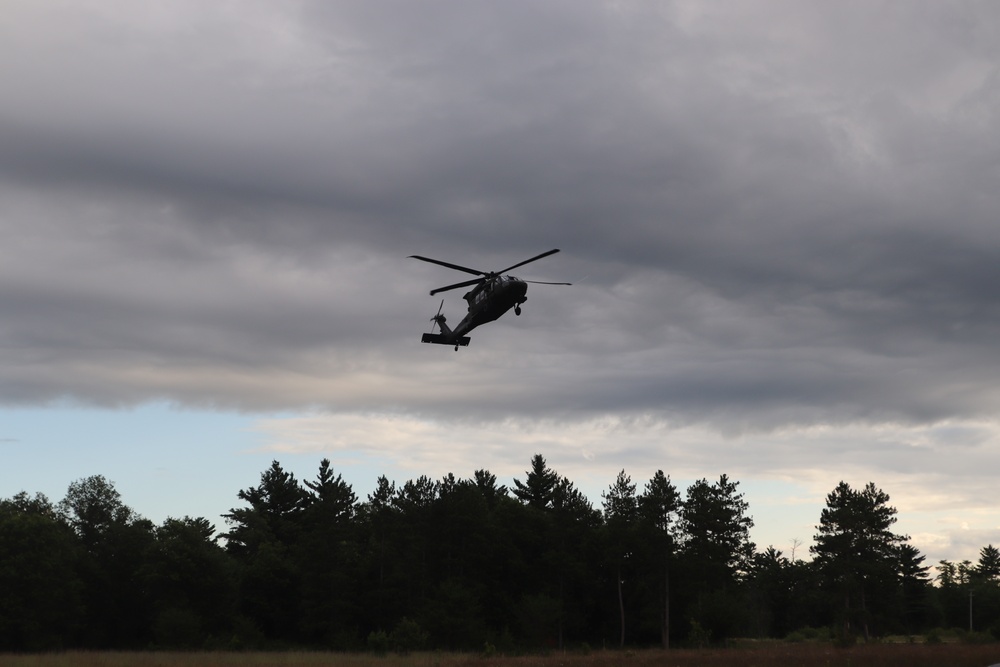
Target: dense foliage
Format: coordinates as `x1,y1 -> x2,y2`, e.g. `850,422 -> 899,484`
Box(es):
2,456 -> 999,651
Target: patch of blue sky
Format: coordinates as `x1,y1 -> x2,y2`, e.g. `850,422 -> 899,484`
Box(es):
1,403 -> 276,529
0,403 -> 413,530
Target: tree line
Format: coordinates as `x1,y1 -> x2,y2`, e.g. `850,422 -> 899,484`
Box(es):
2,454 -> 999,651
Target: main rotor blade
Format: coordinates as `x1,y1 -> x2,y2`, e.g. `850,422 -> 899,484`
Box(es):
498,248 -> 560,275
430,277 -> 484,295
409,255 -> 484,276
523,280 -> 572,285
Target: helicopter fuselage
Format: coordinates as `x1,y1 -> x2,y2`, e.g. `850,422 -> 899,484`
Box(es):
451,275 -> 528,338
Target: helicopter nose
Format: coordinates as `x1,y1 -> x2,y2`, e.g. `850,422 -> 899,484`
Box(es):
509,278 -> 527,297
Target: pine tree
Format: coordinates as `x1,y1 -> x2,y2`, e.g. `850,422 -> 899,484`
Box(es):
512,454 -> 559,510
222,461 -> 309,642
602,470 -> 638,647
897,543 -> 930,634
359,475 -> 401,631
298,459 -> 360,645
679,475 -> 754,642
303,458 -> 357,522
637,470 -> 681,649
977,545 -> 1000,581
223,460 -> 309,556
681,475 -> 755,584
811,481 -> 907,641
472,468 -> 508,508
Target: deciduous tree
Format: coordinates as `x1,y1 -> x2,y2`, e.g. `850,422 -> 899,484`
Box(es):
0,493 -> 83,650
144,517 -> 235,647
59,476 -> 155,647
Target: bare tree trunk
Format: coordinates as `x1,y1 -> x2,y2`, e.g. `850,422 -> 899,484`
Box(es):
843,590 -> 851,639
617,563 -> 625,647
861,588 -> 869,641
662,559 -> 671,649
558,576 -> 564,651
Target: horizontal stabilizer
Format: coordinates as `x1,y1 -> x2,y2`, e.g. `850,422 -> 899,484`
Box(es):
421,333 -> 471,347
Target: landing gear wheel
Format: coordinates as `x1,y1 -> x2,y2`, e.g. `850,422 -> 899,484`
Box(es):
514,306 -> 522,316
454,345 -> 459,351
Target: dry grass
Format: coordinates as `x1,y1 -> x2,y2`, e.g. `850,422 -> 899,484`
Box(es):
3,645 -> 1000,667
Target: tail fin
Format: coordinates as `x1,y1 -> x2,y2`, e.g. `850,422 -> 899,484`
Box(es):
429,299 -> 454,336
432,314 -> 454,337
423,301 -> 469,347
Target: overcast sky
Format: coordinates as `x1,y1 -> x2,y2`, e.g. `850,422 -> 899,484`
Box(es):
3,1 -> 1000,564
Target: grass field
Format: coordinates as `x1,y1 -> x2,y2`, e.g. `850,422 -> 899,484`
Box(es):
4,645 -> 1000,667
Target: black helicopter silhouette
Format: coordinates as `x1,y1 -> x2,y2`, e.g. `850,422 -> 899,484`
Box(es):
409,249 -> 571,350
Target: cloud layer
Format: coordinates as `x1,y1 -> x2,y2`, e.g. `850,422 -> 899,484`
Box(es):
3,1 -> 1000,556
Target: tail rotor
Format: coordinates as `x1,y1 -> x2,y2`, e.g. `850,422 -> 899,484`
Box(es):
429,299 -> 445,333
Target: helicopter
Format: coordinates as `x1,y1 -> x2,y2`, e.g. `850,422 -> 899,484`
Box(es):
409,248 -> 571,350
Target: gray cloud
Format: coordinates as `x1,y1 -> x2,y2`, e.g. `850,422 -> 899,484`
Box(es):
2,0 -> 1000,440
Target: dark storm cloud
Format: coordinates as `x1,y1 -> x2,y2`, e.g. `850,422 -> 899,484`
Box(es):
2,1 -> 1000,430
